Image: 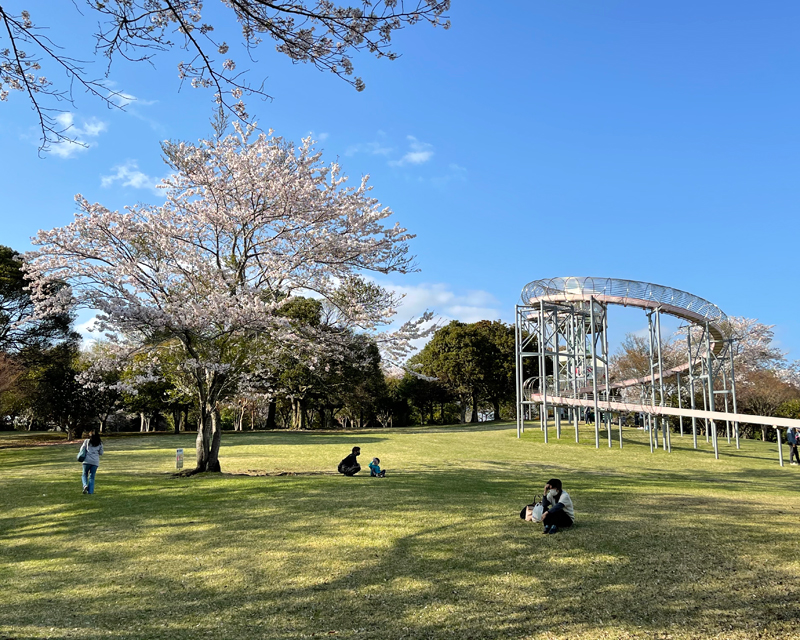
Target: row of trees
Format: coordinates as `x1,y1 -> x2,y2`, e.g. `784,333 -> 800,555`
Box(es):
4,120 -> 798,469
1,234 -> 519,439
1,124 -> 525,476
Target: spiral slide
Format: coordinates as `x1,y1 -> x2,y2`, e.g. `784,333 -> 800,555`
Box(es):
516,277 -> 800,464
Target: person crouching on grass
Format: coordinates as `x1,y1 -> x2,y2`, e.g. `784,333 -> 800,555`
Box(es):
338,446 -> 361,476
541,478 -> 574,534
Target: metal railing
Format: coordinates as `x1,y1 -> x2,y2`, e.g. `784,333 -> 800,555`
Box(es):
521,277 -> 728,326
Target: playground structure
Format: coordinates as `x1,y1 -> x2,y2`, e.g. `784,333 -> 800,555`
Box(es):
514,277 -> 800,465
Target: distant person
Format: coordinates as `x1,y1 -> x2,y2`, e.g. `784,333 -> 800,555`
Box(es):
787,427 -> 800,465
79,430 -> 104,494
541,478 -> 574,534
338,446 -> 361,476
369,457 -> 386,477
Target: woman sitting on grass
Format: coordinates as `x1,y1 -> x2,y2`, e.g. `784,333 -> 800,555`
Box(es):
541,478 -> 574,534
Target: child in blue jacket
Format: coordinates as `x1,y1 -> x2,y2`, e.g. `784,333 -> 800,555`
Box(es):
369,457 -> 386,477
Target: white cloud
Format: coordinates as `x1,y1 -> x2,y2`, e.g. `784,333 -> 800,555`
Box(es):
430,163 -> 468,187
370,281 -> 508,359
49,113 -> 108,158
386,282 -> 506,326
108,90 -> 157,109
306,130 -> 330,143
389,135 -> 435,166
345,140 -> 393,157
101,160 -> 163,194
75,316 -> 100,350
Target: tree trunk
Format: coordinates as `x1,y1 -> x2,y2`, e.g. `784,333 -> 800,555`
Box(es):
140,412 -> 151,432
171,408 -> 182,435
193,370 -> 224,474
266,399 -> 276,429
209,409 -> 222,470
235,404 -> 245,431
492,398 -> 501,421
194,401 -> 222,473
459,401 -> 467,424
470,394 -> 479,423
291,398 -> 306,430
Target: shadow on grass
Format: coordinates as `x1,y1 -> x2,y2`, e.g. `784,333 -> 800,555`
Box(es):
1,462 -> 799,639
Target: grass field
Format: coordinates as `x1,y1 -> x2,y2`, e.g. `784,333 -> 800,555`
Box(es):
1,422 -> 799,640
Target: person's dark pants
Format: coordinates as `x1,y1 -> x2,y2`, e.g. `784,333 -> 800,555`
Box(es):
790,444 -> 800,464
542,496 -> 573,529
82,463 -> 98,494
340,464 -> 361,476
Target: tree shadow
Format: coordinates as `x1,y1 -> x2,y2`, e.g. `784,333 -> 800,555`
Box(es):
2,463 -> 799,639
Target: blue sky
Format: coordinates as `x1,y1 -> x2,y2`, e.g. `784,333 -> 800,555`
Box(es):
1,0 -> 798,357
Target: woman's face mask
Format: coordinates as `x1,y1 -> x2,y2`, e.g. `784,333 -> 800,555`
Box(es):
548,489 -> 559,501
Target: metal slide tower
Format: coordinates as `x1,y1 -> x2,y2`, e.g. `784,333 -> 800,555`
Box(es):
514,277 -> 799,464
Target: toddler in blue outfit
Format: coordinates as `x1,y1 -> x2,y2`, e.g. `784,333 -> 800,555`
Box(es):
369,457 -> 386,477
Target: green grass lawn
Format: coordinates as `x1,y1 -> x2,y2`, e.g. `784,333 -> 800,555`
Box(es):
1,422 -> 799,640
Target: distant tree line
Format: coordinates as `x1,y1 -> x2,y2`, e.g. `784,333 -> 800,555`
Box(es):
5,227 -> 797,446
0,244 -> 523,438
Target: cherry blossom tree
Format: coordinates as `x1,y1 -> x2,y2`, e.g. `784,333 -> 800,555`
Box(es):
24,123 -> 429,473
723,317 -> 790,376
0,1 -> 450,151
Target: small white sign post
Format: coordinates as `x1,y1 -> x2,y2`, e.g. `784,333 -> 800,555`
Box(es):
176,448 -> 184,470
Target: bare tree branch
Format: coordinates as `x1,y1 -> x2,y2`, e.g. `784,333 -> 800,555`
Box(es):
0,1 -> 450,153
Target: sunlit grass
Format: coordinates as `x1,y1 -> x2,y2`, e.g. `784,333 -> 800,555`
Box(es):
1,423 -> 799,639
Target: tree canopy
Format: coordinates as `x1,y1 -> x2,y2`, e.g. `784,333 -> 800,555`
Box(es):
0,1 -> 450,151
0,245 -> 75,353
413,320 -> 516,423
24,124 -> 427,471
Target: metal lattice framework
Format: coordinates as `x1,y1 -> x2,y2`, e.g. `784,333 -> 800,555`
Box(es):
521,277 -> 728,333
515,276 -> 800,465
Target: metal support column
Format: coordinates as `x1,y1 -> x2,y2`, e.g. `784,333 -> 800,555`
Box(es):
705,322 -> 719,459
571,312 -> 580,443
554,309 -> 561,440
515,305 -> 522,439
539,302 -> 548,443
687,330 -> 698,449
677,371 -> 684,437
729,341 -> 740,449
655,311 -> 670,453
589,300 -> 600,448
722,366 -> 731,445
647,312 -> 659,450
602,304 -> 612,448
